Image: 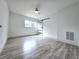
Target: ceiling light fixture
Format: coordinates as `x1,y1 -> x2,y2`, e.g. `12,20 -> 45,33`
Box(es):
34,8 -> 39,14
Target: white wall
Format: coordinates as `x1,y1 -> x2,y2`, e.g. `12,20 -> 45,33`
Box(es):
8,12 -> 38,38
43,17 -> 57,39
53,2 -> 79,46
0,0 -> 9,53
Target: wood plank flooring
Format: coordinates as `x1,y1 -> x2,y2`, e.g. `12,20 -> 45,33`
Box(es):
0,35 -> 79,59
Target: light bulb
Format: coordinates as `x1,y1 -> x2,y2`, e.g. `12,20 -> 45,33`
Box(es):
34,11 -> 39,14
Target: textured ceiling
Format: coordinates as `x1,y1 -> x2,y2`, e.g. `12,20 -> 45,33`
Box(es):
7,0 -> 79,19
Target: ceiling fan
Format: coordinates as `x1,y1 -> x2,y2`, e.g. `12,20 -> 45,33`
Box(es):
34,7 -> 50,23
34,0 -> 50,21
37,17 -> 50,23
41,17 -> 50,22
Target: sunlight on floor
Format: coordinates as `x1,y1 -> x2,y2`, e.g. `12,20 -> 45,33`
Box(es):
23,39 -> 37,53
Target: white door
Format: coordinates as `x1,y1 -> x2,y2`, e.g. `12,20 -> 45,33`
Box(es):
0,0 -> 9,53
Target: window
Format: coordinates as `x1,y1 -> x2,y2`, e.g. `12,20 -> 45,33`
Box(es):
24,20 -> 42,31
25,20 -> 32,27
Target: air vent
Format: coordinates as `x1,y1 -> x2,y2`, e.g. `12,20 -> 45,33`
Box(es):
66,32 -> 74,41
66,32 -> 70,40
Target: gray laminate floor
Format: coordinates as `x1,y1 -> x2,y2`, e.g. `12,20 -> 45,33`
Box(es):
0,35 -> 79,59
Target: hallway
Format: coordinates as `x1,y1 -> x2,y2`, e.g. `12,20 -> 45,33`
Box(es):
0,35 -> 79,59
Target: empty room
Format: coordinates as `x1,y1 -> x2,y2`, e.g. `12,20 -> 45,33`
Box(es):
0,0 -> 79,59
